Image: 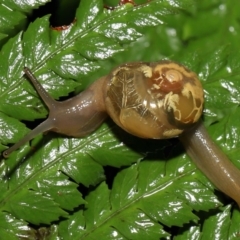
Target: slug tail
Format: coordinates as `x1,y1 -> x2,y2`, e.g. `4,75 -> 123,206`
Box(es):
180,121 -> 240,207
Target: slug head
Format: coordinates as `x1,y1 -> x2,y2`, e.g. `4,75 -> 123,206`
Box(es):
3,68 -> 107,158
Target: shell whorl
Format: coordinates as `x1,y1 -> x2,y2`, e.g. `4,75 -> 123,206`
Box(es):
105,60 -> 204,139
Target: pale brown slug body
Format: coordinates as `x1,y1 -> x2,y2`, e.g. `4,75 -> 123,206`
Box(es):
180,122 -> 240,206
3,61 -> 240,206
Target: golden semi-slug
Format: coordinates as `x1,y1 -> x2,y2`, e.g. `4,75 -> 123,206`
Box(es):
2,60 -> 240,206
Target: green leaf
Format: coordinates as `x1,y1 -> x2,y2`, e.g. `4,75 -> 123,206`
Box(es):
58,159 -> 219,239
174,225 -> 201,240
0,212 -> 33,240
30,171 -> 86,211
3,189 -> 68,225
76,0 -> 103,28
0,112 -> 29,152
1,0 -> 240,239
175,206 -> 240,240
0,0 -> 51,47
74,33 -> 124,60
58,211 -> 86,240
1,0 -> 51,12
0,4 -> 26,36
23,16 -> 53,68
201,205 -> 231,240
228,207 -> 240,239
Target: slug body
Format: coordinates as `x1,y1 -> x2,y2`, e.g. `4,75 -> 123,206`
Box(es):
2,69 -> 108,157
3,61 -> 240,206
180,122 -> 240,206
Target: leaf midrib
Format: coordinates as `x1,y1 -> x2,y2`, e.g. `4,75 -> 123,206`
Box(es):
0,127 -> 111,209
1,1 -> 156,99
79,167 -> 196,239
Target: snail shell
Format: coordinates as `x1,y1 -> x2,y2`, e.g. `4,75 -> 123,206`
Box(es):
105,60 -> 204,139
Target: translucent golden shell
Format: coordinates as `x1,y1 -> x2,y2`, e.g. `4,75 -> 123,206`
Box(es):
105,60 -> 204,139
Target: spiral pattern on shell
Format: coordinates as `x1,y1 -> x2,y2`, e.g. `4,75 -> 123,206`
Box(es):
105,60 -> 204,139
